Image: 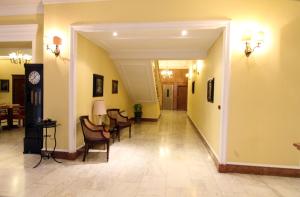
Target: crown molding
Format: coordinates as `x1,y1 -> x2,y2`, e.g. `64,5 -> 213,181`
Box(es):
0,3 -> 43,16
43,0 -> 110,4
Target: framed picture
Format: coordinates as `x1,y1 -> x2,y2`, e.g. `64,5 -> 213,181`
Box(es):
93,74 -> 104,97
0,79 -> 9,92
192,81 -> 195,94
207,78 -> 214,103
112,80 -> 118,94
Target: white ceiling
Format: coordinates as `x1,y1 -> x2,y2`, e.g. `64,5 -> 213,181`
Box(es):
80,28 -> 222,60
78,24 -> 223,103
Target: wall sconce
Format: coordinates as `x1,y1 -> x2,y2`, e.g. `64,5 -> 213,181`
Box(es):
242,31 -> 264,57
47,36 -> 62,57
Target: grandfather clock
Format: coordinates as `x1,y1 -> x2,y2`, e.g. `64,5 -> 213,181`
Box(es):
24,64 -> 43,154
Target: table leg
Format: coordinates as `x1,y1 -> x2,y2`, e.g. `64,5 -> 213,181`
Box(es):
51,126 -> 62,163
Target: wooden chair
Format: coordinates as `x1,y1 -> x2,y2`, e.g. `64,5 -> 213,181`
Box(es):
79,116 -> 110,162
106,109 -> 132,142
0,105 -> 8,128
12,105 -> 25,127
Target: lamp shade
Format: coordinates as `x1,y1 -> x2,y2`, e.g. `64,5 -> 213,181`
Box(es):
93,100 -> 106,115
53,36 -> 62,45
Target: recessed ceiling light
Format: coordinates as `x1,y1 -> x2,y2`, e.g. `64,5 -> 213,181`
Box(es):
113,32 -> 118,37
181,30 -> 188,36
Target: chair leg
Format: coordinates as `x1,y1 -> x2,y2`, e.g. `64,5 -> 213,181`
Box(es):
129,126 -> 131,138
106,141 -> 110,162
118,129 -> 120,142
83,144 -> 88,162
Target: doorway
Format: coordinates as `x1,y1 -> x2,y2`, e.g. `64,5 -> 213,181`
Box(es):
177,85 -> 187,111
162,84 -> 174,110
12,75 -> 25,106
70,21 -> 231,161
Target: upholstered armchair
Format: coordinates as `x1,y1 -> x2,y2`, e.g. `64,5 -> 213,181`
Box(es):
79,116 -> 110,162
106,109 -> 132,142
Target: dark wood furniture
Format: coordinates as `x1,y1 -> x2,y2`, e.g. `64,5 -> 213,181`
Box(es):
106,109 -> 132,142
12,105 -> 25,126
24,64 -> 43,154
79,116 -> 110,162
0,105 -> 8,128
33,120 -> 62,168
0,104 -> 24,129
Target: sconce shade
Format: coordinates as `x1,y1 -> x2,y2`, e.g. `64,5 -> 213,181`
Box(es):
93,100 -> 106,115
242,31 -> 252,41
53,36 -> 62,45
256,31 -> 265,43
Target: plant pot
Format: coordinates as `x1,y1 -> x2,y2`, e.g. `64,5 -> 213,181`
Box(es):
134,112 -> 142,123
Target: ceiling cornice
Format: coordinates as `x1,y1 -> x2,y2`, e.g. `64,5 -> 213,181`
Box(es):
0,3 -> 43,16
43,0 -> 110,5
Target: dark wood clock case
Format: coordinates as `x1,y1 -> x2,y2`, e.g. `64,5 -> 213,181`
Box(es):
23,64 -> 43,154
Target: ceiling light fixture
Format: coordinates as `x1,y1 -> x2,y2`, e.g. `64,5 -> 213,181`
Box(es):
9,51 -> 32,64
113,32 -> 118,37
160,69 -> 173,78
181,30 -> 188,36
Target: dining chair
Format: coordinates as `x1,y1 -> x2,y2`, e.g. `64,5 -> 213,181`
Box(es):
0,105 -> 9,128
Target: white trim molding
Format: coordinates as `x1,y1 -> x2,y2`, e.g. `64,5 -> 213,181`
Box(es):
219,22 -> 231,164
69,27 -> 78,153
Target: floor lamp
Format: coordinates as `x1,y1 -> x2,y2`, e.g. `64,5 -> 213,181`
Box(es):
93,100 -> 106,125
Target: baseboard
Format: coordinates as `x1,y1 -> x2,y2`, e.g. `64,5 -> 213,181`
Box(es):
41,147 -> 84,160
130,117 -> 159,122
141,118 -> 159,122
187,115 -> 300,177
219,163 -> 300,177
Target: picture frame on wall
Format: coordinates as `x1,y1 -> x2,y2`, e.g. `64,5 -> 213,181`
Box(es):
0,79 -> 9,92
93,74 -> 104,97
112,80 -> 118,94
207,78 -> 214,103
192,81 -> 195,94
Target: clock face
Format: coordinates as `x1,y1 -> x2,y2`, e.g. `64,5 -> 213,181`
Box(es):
28,71 -> 40,85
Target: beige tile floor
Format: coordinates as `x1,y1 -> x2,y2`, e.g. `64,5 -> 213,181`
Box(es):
0,111 -> 300,197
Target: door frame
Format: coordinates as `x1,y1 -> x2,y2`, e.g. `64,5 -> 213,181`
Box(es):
70,20 -> 231,164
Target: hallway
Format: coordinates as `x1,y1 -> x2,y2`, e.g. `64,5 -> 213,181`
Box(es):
0,111 -> 299,197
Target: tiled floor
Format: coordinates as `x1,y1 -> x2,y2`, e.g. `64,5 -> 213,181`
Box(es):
0,111 -> 299,197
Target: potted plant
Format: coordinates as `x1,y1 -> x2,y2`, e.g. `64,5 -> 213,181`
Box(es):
133,103 -> 142,122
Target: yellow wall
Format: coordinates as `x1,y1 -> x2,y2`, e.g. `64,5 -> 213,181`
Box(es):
187,33 -> 223,159
0,59 -> 25,104
0,14 -> 44,63
76,34 -> 132,147
43,0 -> 300,166
141,102 -> 161,119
